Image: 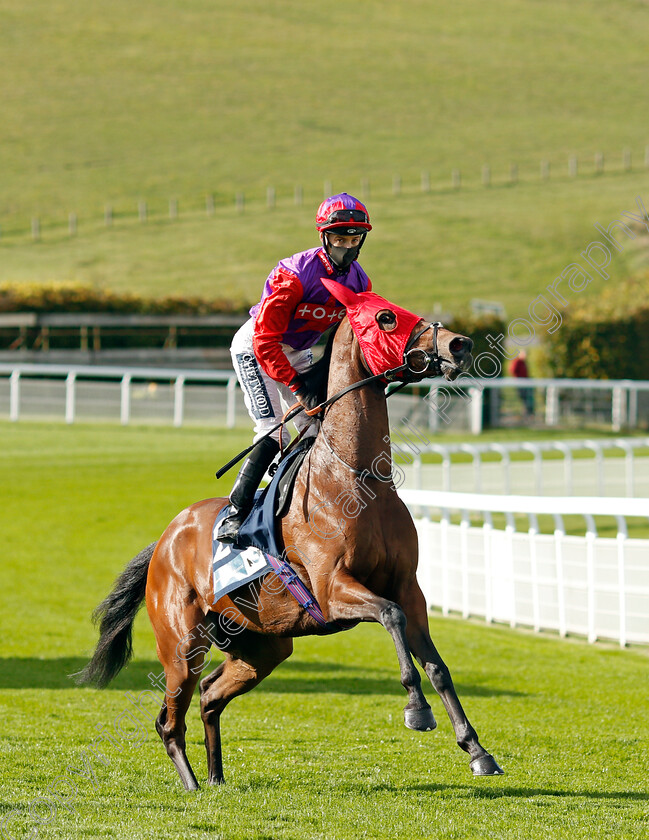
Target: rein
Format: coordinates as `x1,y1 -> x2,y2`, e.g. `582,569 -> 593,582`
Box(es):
215,321 -> 444,479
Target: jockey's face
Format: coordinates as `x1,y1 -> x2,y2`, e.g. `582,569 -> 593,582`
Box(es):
326,232 -> 363,249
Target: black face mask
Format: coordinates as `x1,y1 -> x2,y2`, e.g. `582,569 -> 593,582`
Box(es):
328,244 -> 360,271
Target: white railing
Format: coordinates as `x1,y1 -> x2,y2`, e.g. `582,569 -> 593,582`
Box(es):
402,438 -> 649,498
0,363 -> 242,427
400,488 -> 649,647
389,376 -> 649,434
3,362 -> 649,436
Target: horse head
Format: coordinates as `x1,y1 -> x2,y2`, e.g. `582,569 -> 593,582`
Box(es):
321,278 -> 473,383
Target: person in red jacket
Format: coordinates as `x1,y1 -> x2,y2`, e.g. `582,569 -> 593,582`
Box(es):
509,350 -> 534,418
216,193 -> 373,543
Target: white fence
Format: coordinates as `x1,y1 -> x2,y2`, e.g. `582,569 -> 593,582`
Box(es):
0,364 -> 242,427
402,437 -> 649,498
2,363 -> 649,434
401,489 -> 649,647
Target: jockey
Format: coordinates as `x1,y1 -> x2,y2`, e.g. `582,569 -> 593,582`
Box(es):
216,192 -> 373,543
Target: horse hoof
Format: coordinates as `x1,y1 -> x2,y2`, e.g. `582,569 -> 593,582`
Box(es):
404,706 -> 437,732
470,754 -> 504,776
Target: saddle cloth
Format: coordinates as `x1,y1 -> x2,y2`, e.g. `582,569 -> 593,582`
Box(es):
211,439 -> 313,605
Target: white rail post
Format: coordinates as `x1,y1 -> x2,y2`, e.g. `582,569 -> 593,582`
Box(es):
522,443 -> 543,495
584,441 -> 605,496
173,375 -> 185,428
120,374 -> 132,425
460,509 -> 470,618
468,387 -> 483,434
553,442 -> 573,496
505,511 -> 516,628
584,514 -> 597,643
483,512 -> 493,623
616,515 -> 628,648
528,512 -> 540,632
628,386 -> 638,428
441,508 -> 450,615
9,371 -> 20,421
488,444 -> 511,495
461,443 -> 482,492
427,386 -> 440,432
65,372 -> 77,424
553,513 -> 567,637
545,385 -> 559,426
226,376 -> 237,428
612,386 -> 626,432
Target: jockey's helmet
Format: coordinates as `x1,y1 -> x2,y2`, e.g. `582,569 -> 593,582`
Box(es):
316,193 -> 371,270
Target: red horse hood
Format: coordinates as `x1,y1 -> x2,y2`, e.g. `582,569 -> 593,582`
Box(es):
321,277 -> 422,376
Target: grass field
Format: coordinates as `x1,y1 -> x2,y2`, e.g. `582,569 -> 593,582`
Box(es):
2,0 -> 649,315
1,422 -> 648,839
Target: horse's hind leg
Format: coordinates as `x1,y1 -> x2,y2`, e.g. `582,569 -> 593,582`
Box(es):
402,580 -> 503,776
200,628 -> 293,785
152,612 -> 209,791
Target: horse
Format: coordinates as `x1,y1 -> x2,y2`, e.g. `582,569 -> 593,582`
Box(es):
77,281 -> 503,790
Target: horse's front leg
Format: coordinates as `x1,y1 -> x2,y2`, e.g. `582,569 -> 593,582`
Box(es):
327,571 -> 436,732
401,580 -> 504,775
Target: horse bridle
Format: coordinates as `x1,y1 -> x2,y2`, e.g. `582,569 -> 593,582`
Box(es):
396,320 -> 443,379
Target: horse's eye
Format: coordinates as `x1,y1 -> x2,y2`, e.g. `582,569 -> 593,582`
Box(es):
376,310 -> 397,332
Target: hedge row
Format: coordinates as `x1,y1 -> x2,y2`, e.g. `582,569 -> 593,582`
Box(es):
0,282 -> 249,315
542,272 -> 649,380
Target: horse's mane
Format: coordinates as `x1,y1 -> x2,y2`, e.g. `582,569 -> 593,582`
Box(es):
298,322 -> 341,404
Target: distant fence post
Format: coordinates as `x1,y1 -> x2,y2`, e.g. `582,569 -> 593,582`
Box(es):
324,180 -> 333,198
69,213 -> 77,236
235,192 -> 245,213
595,152 -> 604,174
623,148 -> 632,171
206,194 -> 215,216
120,374 -> 132,425
392,175 -> 401,196
361,178 -> 370,200
509,164 -> 518,184
169,198 -> 178,219
266,186 -> 276,209
105,205 -> 113,226
31,217 -> 40,241
173,376 -> 185,428
65,372 -> 76,424
452,169 -> 461,189
541,159 -> 550,180
9,371 -> 20,421
569,155 -> 578,177
138,201 -> 147,222
482,165 -> 491,187
294,185 -> 303,206
421,171 -> 430,192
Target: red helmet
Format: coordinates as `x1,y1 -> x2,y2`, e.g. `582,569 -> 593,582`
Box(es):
316,193 -> 372,235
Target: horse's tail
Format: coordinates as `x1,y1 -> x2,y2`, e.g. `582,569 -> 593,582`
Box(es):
75,541 -> 157,688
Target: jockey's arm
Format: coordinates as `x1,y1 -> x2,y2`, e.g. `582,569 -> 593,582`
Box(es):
252,268 -> 304,387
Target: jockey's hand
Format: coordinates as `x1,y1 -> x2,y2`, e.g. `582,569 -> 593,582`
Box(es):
289,377 -> 321,411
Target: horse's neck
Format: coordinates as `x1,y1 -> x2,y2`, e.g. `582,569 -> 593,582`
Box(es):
320,321 -> 391,476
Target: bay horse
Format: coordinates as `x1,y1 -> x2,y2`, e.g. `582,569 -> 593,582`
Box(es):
78,282 -> 503,789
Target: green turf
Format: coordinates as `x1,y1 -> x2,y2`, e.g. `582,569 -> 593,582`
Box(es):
1,423 -> 648,838
1,0 -> 649,316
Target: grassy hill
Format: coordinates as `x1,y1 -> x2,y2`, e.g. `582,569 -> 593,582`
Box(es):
1,0 -> 649,317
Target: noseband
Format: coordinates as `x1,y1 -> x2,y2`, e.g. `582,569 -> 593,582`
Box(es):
400,321 -> 443,379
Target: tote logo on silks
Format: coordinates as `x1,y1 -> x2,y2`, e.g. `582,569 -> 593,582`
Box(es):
235,352 -> 273,419
294,300 -> 345,330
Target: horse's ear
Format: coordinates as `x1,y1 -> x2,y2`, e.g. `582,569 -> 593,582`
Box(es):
321,276 -> 361,308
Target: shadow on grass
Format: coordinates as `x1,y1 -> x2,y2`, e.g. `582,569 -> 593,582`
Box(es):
364,781 -> 649,802
0,657 -> 528,699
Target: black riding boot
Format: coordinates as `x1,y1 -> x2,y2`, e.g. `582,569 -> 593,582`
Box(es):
215,437 -> 280,544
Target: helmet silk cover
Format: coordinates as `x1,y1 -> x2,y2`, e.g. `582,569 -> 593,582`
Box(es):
321,277 -> 422,377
